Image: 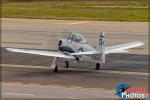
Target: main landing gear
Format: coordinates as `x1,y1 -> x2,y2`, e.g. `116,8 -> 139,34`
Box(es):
95,63 -> 101,70
65,61 -> 69,68
51,57 -> 59,72
51,58 -> 101,72
53,64 -> 58,72
51,58 -> 70,72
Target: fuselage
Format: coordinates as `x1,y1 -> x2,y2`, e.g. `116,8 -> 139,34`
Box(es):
58,39 -> 102,63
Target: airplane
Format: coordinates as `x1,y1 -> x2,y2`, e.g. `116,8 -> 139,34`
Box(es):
6,31 -> 144,72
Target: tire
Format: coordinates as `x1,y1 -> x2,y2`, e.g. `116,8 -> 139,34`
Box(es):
96,63 -> 100,70
54,65 -> 58,72
58,40 -> 62,46
65,61 -> 69,68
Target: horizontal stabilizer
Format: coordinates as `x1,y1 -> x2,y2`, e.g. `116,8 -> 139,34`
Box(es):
70,51 -> 99,55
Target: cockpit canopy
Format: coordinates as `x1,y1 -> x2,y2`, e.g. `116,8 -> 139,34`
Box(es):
68,32 -> 87,43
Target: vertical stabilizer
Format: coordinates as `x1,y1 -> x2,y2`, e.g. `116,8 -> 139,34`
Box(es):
99,31 -> 105,63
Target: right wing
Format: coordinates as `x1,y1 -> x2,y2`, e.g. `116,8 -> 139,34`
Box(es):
105,41 -> 144,54
71,41 -> 143,55
6,48 -> 74,59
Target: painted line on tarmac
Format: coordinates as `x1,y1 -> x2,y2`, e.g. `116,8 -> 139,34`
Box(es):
91,6 -> 148,8
1,64 -> 148,76
98,70 -> 148,76
68,21 -> 91,25
5,92 -> 35,97
2,41 -> 42,45
1,64 -> 49,70
2,82 -> 110,93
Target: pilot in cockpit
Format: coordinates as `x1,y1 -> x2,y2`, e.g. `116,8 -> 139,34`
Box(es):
69,32 -> 86,44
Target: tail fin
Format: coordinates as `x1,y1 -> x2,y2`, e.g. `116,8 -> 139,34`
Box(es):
98,31 -> 105,63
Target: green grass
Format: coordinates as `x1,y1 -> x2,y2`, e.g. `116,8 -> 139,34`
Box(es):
1,0 -> 149,21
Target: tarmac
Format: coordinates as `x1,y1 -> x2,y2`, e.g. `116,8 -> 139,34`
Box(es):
1,18 -> 149,100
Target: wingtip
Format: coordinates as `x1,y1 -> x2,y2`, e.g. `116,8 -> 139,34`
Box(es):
6,48 -> 17,52
6,48 -> 11,50
137,41 -> 144,46
6,48 -> 13,51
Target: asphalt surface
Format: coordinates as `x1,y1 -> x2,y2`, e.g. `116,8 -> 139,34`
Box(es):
1,18 -> 149,100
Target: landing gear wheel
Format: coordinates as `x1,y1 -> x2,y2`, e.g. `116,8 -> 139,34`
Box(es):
96,63 -> 100,70
54,65 -> 58,72
65,61 -> 69,68
58,40 -> 62,46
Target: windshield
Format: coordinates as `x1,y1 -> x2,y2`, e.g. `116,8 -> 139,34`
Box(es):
69,33 -> 86,43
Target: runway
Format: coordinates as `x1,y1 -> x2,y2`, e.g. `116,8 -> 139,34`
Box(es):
2,82 -> 115,99
1,18 -> 149,99
1,62 -> 149,99
2,18 -> 148,54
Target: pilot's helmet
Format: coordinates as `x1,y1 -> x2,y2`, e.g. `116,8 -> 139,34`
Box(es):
70,32 -> 86,43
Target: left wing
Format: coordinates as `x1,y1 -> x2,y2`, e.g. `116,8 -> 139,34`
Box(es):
105,41 -> 144,54
6,48 -> 74,59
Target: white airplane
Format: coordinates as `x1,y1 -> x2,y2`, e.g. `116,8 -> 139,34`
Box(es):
6,31 -> 144,72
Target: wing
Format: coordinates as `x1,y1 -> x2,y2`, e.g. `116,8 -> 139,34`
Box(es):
6,48 -> 74,59
70,51 -> 99,55
105,41 -> 144,54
